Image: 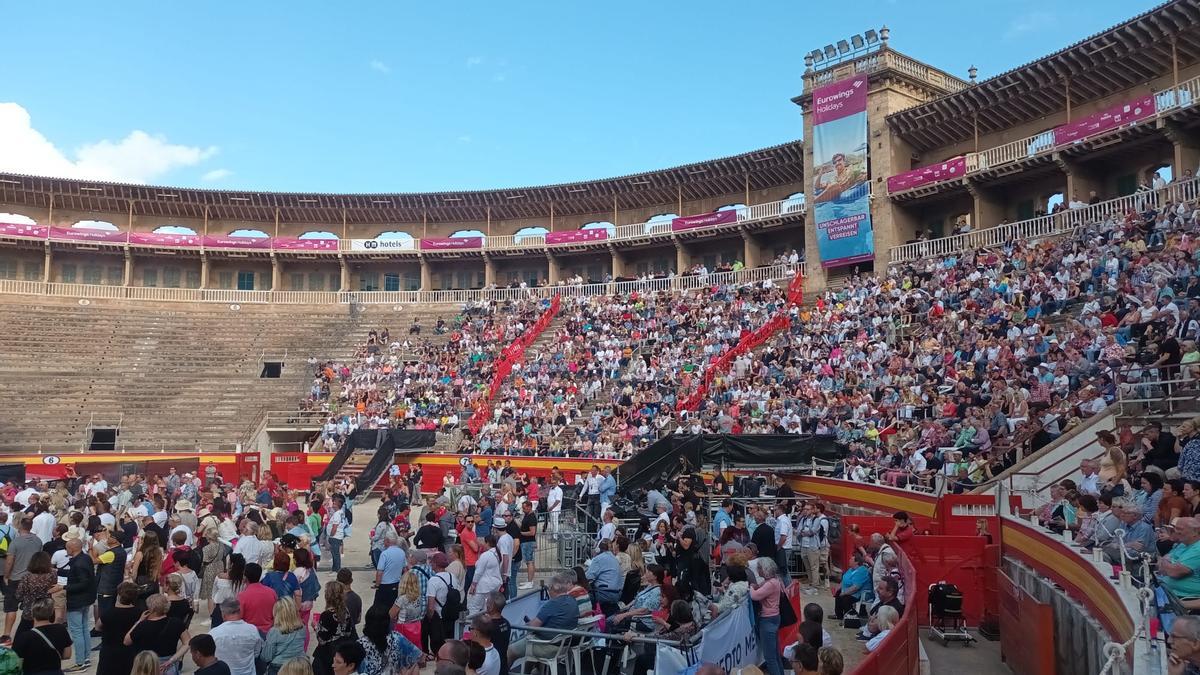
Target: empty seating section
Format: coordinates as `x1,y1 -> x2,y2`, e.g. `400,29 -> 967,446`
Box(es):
0,297 -> 410,452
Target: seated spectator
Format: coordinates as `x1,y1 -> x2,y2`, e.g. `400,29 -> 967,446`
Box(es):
863,606 -> 899,653
834,554 -> 871,619
1157,518 -> 1200,598
506,573 -> 579,663
857,577 -> 904,640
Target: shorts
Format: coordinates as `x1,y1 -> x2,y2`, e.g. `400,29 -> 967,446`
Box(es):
520,541 -> 536,562
3,579 -> 18,613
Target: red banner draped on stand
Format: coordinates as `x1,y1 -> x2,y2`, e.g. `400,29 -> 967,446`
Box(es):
467,295 -> 562,435
678,269 -> 804,412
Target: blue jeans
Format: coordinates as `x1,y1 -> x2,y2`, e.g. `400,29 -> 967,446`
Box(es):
507,559 -> 519,599
67,608 -> 90,665
758,613 -> 782,675
330,537 -> 343,571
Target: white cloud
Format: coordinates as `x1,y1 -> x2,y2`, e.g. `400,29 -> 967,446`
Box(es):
369,60 -> 391,74
492,73 -> 507,83
0,102 -> 218,183
1005,11 -> 1055,39
466,56 -> 484,67
201,168 -> 232,182
457,135 -> 473,144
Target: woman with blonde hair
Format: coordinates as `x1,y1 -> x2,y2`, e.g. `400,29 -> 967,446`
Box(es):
389,569 -> 424,646
132,650 -> 160,675
261,598 -> 307,675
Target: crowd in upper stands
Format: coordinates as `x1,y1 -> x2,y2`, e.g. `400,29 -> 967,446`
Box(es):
304,173 -> 1200,504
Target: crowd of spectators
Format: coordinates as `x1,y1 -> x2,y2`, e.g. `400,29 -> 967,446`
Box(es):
0,467 -> 386,675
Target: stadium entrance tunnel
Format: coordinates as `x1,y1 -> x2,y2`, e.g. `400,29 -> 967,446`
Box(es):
88,427 -> 118,451
260,361 -> 283,378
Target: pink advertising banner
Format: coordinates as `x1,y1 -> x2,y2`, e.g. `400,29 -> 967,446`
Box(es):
0,222 -> 49,239
49,226 -> 128,243
812,74 -> 869,125
419,237 -> 484,250
545,229 -> 609,245
128,232 -> 201,247
273,237 -> 339,251
1053,94 -> 1156,146
670,209 -> 739,233
202,235 -> 272,250
886,156 -> 967,193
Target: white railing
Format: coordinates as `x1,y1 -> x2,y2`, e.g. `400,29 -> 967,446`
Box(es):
890,175 -> 1200,264
0,262 -> 803,306
892,73 -> 1200,196
1,197 -> 804,257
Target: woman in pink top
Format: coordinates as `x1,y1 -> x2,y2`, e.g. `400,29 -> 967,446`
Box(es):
749,557 -> 785,675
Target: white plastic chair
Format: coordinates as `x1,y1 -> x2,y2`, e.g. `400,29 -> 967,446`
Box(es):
519,634 -> 571,675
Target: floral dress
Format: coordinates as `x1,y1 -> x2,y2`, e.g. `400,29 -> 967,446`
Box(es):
357,632 -> 422,675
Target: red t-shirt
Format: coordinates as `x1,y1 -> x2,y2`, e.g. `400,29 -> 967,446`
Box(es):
238,582 -> 278,633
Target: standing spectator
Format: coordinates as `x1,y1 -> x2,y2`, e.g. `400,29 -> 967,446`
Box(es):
98,583 -> 142,675
62,537 -> 96,671
546,478 -> 563,540
92,530 -> 127,619
337,568 -> 363,628
260,599 -> 306,675
774,503 -> 795,586
189,634 -> 232,675
467,535 -> 502,617
326,495 -> 348,572
374,534 -> 406,610
517,501 -> 538,590
2,515 -> 42,642
358,605 -> 423,675
209,553 -> 246,627
236,563 -> 278,634
208,599 -> 265,675
12,598 -> 71,675
125,594 -> 192,675
31,503 -> 55,546
315,582 -> 357,675
423,552 -> 458,657
749,557 -> 785,675
470,615 -> 501,675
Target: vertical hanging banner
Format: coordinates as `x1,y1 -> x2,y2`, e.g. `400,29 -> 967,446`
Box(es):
811,74 -> 874,268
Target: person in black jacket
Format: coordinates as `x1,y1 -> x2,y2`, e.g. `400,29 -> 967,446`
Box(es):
63,537 -> 97,671
750,505 -> 777,559
91,531 -> 128,618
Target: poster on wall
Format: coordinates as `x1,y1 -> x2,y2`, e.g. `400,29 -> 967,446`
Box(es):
811,74 -> 874,268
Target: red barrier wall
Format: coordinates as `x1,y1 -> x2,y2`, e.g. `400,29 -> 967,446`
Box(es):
853,543 -> 920,675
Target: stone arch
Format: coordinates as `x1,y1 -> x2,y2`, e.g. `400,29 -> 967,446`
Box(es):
513,226 -> 549,243
228,228 -> 269,238
153,225 -> 198,235
298,230 -> 339,239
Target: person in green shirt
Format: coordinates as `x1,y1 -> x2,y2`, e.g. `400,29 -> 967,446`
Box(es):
1158,518 -> 1200,598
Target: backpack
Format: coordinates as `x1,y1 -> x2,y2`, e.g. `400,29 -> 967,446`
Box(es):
0,646 -> 19,675
434,573 -> 462,619
300,569 -> 320,603
0,525 -> 11,558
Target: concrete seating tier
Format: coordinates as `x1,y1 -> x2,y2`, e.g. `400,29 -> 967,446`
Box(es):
0,295 -> 459,453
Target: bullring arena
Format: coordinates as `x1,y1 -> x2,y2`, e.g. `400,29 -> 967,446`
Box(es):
2,3 -> 1200,674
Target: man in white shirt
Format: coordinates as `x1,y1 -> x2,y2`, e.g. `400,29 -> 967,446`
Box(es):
774,503 -> 794,585
31,503 -> 55,545
597,510 -> 617,546
471,614 -> 502,675
546,478 -> 563,540
13,485 -> 37,509
1078,459 -> 1101,496
584,466 -> 603,525
327,495 -> 347,572
494,517 -> 515,601
127,495 -> 149,520
169,514 -> 195,548
208,599 -> 264,675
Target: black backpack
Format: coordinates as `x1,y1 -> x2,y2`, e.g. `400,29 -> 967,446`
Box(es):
435,573 -> 462,619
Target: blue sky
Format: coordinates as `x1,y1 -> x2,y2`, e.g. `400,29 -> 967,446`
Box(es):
0,0 -> 1158,193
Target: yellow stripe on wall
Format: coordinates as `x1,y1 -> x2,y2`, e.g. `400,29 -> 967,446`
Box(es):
790,478 -> 938,517
1001,523 -> 1134,640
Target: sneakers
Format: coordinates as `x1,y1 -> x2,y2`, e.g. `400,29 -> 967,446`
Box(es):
65,662 -> 91,673
518,582 -> 534,590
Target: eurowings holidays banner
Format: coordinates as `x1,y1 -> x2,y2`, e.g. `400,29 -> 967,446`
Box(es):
811,74 -> 874,268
